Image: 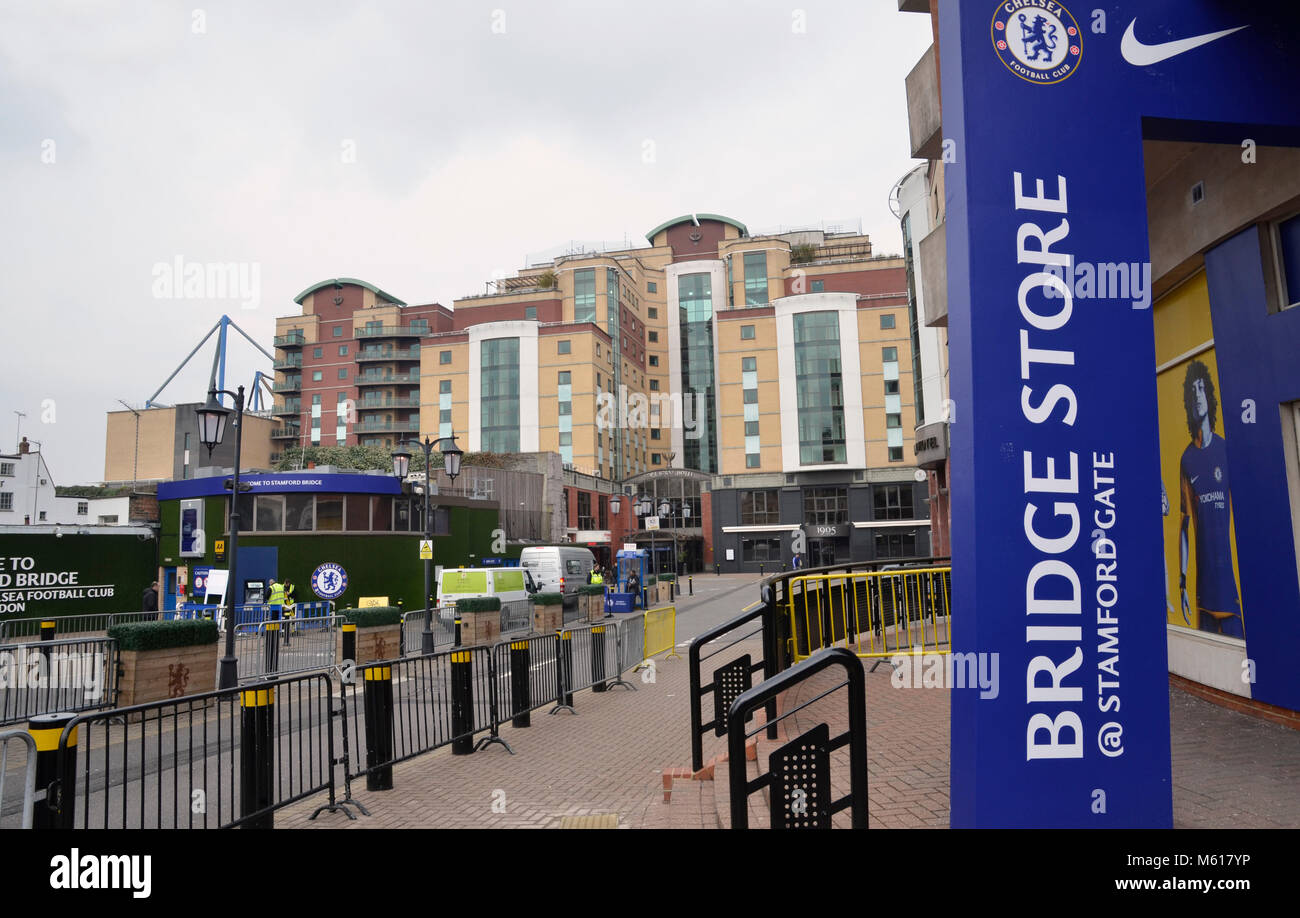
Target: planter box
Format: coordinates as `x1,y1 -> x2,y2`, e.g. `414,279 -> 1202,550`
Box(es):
533,602 -> 563,634
581,592 -> 606,622
117,642 -> 219,708
460,610 -> 501,647
336,623 -> 401,665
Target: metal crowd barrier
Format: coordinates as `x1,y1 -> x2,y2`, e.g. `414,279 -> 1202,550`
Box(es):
0,730 -> 38,829
688,601 -> 778,773
500,599 -> 532,635
51,671 -> 344,829
0,637 -> 120,727
399,608 -> 456,656
617,612 -> 647,675
1,611 -> 164,643
643,605 -> 680,660
235,615 -> 342,683
785,568 -> 952,663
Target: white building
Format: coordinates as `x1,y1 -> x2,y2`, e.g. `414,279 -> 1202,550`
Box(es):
0,438 -> 131,525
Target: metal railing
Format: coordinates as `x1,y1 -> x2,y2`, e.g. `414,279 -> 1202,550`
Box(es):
234,614 -> 342,683
784,567 -> 951,663
0,637 -> 120,726
500,600 -> 532,635
355,326 -> 427,338
688,601 -> 778,773
1,611 -> 166,643
0,730 -> 38,829
55,671 -> 342,829
726,648 -> 868,829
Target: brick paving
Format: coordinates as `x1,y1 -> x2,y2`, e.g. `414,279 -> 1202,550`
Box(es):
282,632 -> 1300,829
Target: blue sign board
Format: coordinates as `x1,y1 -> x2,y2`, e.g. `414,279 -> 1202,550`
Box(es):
159,472 -> 401,501
940,0 -> 1300,827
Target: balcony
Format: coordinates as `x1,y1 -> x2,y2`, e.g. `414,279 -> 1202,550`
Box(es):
271,426 -> 301,440
273,355 -> 303,370
274,331 -> 306,348
906,44 -> 942,160
355,325 -> 427,339
272,402 -> 301,417
356,395 -> 422,410
356,372 -> 421,386
356,347 -> 420,362
273,377 -> 302,393
354,418 -> 420,434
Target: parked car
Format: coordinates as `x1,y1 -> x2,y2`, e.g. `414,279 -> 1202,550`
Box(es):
519,546 -> 596,607
437,567 -> 538,619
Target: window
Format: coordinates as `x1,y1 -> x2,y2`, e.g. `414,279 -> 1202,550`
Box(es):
743,389 -> 758,404
577,492 -> 594,530
312,371 -> 323,382
741,325 -> 755,340
744,252 -> 768,305
886,413 -> 902,428
480,337 -> 521,453
885,379 -> 900,395
558,371 -> 571,386
440,351 -> 452,364
745,421 -> 759,436
649,355 -> 659,367
0,462 -> 13,477
439,379 -> 452,394
746,454 -> 761,468
811,280 -> 825,293
875,531 -> 918,559
333,326 -> 343,337
740,490 -> 780,525
596,373 -> 602,388
803,487 -> 848,525
1272,212 -> 1300,309
525,306 -> 537,320
882,347 -> 898,362
574,269 -> 597,323
558,340 -> 571,355
795,312 -> 846,464
339,345 -> 349,355
559,432 -> 572,446
312,394 -> 321,406
338,368 -> 348,380
648,306 -> 658,318
651,428 -> 661,440
410,318 -> 429,335
742,537 -> 781,562
874,485 -> 915,520
0,493 -> 11,511
880,314 -> 896,330
650,379 -> 659,391
77,501 -> 88,516
558,402 -> 572,416
648,331 -> 658,343
889,446 -> 904,462
648,282 -> 658,294
742,357 -> 757,372
313,347 -> 323,359
595,343 -> 601,357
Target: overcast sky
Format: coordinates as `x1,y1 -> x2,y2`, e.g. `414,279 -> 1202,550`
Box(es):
0,1 -> 934,486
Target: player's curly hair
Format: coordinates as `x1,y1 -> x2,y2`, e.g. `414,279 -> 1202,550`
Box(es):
1182,359 -> 1218,440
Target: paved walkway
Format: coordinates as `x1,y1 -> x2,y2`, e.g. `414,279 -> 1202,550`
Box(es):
283,632 -> 1300,829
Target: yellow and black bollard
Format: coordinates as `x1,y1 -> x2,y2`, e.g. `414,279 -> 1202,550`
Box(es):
40,620 -> 55,642
29,712 -> 77,829
510,640 -> 531,728
341,623 -> 357,677
450,649 -> 474,755
263,616 -> 281,676
362,665 -> 394,790
591,626 -> 607,693
689,576 -> 694,596
239,685 -> 276,829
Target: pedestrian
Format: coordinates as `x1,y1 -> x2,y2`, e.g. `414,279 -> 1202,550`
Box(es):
282,580 -> 296,645
626,570 -> 640,608
142,580 -> 159,616
793,552 -> 803,570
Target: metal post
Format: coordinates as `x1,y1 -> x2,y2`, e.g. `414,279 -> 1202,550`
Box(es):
29,712 -> 77,830
263,614 -> 281,675
239,684 -> 275,828
363,665 -> 395,790
689,576 -> 694,596
560,631 -> 574,707
510,640 -> 531,728
592,625 -> 607,692
422,439 -> 434,655
219,386 -> 246,690
451,649 -> 474,755
341,623 -> 356,673
40,620 -> 54,641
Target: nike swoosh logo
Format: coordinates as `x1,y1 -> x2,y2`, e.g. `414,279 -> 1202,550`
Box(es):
1121,20 -> 1248,66
1189,475 -> 1199,484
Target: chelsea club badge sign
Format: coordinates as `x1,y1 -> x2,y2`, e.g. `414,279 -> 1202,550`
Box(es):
992,1 -> 1082,84
311,562 -> 348,600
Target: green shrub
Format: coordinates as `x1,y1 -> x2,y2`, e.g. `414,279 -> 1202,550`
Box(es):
108,619 -> 218,652
455,596 -> 501,613
645,576 -> 657,586
577,584 -> 606,596
657,573 -> 676,583
532,592 -> 564,606
342,607 -> 402,627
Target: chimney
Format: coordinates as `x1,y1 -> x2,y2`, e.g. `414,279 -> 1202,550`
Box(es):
18,437 -> 29,454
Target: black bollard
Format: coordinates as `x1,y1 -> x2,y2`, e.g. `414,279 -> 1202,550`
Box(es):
560,631 -> 575,707
29,712 -> 77,829
341,623 -> 357,677
239,685 -> 276,828
715,562 -> 720,576
40,620 -> 55,642
263,618 -> 281,676
591,626 -> 607,693
362,666 -> 394,790
451,650 -> 474,755
510,640 -> 531,728
689,576 -> 694,596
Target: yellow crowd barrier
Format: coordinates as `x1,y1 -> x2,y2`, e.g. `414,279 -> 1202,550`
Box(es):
784,568 -> 952,663
643,605 -> 681,660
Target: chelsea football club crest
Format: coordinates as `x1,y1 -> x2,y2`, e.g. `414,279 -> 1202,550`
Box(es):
311,562 -> 348,600
992,2 -> 1083,85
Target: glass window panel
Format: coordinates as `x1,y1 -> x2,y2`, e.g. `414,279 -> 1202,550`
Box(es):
254,495 -> 284,532
371,496 -> 393,532
316,497 -> 344,531
285,494 -> 314,531
346,495 -> 369,530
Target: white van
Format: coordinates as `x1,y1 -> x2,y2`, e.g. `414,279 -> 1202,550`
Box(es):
519,546 -> 596,605
437,567 -> 538,619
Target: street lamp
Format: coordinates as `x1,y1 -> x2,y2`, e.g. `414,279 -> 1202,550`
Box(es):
196,385 -> 245,690
392,433 -> 462,654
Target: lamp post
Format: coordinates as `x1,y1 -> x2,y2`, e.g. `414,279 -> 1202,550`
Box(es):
392,434 -> 462,655
609,495 -> 621,584
196,385 -> 246,690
